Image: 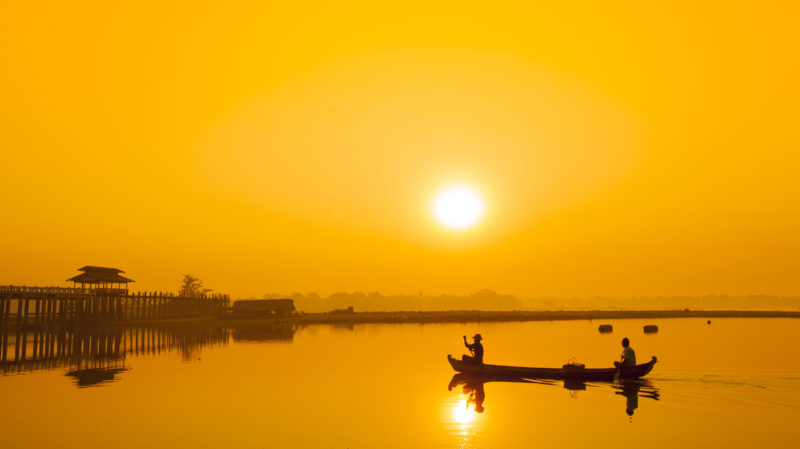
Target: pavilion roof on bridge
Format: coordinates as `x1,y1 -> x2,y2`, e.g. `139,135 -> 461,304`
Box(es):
67,266 -> 134,284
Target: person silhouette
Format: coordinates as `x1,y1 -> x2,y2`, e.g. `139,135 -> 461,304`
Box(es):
614,337 -> 636,369
462,334 -> 484,364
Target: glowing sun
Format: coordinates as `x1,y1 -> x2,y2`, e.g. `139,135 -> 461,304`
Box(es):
433,186 -> 485,229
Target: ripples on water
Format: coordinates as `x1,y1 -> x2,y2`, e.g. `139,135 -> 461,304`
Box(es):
1,319 -> 799,448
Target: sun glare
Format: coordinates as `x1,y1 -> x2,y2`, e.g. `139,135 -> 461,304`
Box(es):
433,186 -> 484,230
452,401 -> 476,425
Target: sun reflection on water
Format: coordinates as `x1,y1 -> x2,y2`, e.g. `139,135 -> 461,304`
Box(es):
444,374 -> 488,447
452,398 -> 476,425
450,397 -> 479,449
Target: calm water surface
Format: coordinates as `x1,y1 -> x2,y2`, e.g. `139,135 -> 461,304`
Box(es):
2,318 -> 799,448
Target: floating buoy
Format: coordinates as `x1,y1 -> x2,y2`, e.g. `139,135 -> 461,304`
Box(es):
643,325 -> 659,333
598,324 -> 613,333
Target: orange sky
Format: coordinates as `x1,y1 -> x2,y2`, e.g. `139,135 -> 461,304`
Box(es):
1,1 -> 798,298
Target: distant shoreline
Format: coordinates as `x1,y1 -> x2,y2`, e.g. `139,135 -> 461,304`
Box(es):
142,309 -> 800,327
8,309 -> 798,329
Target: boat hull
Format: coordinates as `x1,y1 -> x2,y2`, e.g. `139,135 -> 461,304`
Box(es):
447,354 -> 657,381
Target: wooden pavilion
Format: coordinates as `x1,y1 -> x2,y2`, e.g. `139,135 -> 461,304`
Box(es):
67,266 -> 134,292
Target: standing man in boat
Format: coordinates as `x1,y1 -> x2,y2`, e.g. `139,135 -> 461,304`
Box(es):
615,337 -> 636,368
462,334 -> 484,364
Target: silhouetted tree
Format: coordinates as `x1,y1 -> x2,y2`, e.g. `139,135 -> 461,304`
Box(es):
179,274 -> 211,297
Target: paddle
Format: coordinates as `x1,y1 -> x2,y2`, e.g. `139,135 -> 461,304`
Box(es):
463,335 -> 473,356
615,340 -> 632,382
614,359 -> 624,382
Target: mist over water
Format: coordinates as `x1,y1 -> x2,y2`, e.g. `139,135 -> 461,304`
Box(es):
2,319 -> 799,448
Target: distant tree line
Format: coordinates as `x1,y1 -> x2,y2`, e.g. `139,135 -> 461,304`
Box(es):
251,291 -> 800,313
520,294 -> 800,311
259,289 -> 522,313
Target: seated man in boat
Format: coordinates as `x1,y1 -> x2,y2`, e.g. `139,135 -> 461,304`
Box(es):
614,337 -> 636,368
462,334 -> 484,364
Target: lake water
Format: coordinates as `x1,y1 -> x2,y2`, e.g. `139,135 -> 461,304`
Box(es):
2,318 -> 799,448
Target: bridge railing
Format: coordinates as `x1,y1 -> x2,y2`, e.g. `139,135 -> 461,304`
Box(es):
0,286 -> 93,296
0,286 -> 231,325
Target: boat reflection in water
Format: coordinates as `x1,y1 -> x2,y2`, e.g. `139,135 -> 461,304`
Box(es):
448,373 -> 488,413
562,377 -> 661,416
448,373 -> 660,417
612,379 -> 661,416
66,366 -> 129,388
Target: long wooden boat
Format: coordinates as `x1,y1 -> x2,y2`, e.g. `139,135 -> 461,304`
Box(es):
448,354 -> 657,381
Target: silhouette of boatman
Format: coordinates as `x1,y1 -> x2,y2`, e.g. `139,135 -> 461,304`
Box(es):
614,337 -> 636,368
462,333 -> 484,364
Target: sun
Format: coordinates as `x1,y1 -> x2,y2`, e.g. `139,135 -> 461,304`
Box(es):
433,186 -> 485,229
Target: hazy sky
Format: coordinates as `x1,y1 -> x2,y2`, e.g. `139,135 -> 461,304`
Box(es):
2,1 -> 798,298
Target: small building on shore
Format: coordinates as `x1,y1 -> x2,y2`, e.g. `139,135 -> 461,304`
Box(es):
67,266 -> 134,292
231,299 -> 296,317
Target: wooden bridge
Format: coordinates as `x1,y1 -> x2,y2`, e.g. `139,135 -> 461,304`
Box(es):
0,285 -> 231,330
